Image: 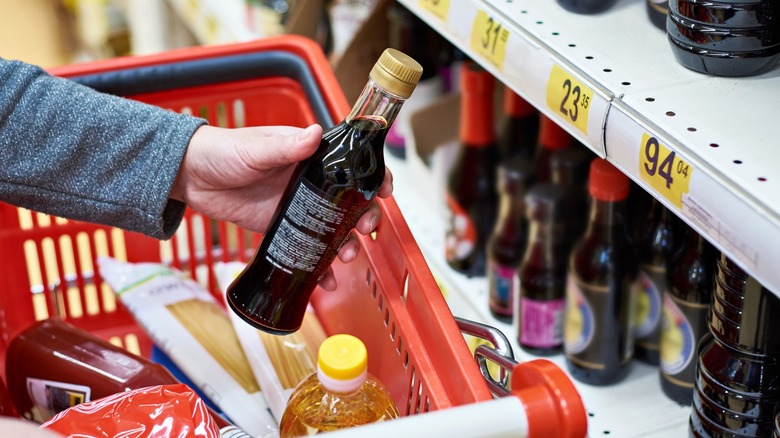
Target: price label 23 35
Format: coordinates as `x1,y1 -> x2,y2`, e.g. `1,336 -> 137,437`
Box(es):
470,10 -> 509,71
546,64 -> 593,135
639,134 -> 693,208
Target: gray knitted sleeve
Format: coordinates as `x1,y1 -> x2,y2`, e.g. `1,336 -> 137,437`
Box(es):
0,59 -> 207,239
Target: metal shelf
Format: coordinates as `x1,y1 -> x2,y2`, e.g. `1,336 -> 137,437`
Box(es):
397,0 -> 780,297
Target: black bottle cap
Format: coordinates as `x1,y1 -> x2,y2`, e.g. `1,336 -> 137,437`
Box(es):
525,183 -> 566,222
497,156 -> 536,194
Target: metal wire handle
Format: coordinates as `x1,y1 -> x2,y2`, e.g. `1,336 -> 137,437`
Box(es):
455,317 -> 516,397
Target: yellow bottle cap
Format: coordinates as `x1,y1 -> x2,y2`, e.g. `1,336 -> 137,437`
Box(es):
369,48 -> 423,99
318,334 -> 368,381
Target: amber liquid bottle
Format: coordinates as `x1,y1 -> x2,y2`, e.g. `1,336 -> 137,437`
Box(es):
228,49 -> 422,334
517,183 -> 568,356
534,115 -> 574,183
486,157 -> 535,322
564,159 -> 638,386
498,87 -> 539,162
634,198 -> 682,366
659,226 -> 717,406
445,61 -> 499,277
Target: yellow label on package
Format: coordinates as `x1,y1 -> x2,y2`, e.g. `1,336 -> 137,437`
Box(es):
470,10 -> 509,71
419,0 -> 450,20
639,134 -> 693,208
546,64 -> 593,135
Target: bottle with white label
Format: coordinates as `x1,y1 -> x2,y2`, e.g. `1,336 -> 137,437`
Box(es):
227,48 -> 423,334
564,158 -> 638,386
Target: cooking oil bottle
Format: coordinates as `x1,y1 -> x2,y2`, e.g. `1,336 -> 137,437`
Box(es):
279,334 -> 400,437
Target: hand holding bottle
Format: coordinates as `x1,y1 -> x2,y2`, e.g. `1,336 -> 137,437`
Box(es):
171,124 -> 394,291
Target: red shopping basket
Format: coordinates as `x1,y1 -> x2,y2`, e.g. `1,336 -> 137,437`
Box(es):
0,35 -> 492,415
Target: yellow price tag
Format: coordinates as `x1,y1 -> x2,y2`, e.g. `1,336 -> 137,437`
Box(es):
469,10 -> 509,71
639,134 -> 693,208
419,0 -> 450,20
546,64 -> 593,135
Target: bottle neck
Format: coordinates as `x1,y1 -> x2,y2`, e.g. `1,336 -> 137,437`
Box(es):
347,79 -> 407,127
585,197 -> 628,238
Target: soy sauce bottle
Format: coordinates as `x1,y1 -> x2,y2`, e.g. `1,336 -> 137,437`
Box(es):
517,183 -> 569,356
445,61 -> 499,277
659,226 -> 716,406
534,115 -> 574,183
634,198 -> 682,366
557,0 -> 619,14
564,159 -> 637,385
228,49 -> 423,334
487,157 -> 535,322
550,145 -> 592,252
498,87 -> 539,162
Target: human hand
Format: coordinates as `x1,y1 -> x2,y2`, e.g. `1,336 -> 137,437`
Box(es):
170,124 -> 393,290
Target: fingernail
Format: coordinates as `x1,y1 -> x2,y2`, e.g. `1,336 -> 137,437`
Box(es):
344,246 -> 357,262
297,124 -> 317,142
369,215 -> 377,231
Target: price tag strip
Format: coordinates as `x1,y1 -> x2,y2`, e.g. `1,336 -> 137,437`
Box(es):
546,64 -> 594,136
638,133 -> 693,208
469,9 -> 510,71
419,0 -> 450,21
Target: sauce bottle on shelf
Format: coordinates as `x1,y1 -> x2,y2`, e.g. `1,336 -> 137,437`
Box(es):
517,183 -> 569,356
445,61 -> 500,278
486,157 -> 536,323
633,198 -> 683,366
550,145 -> 592,252
279,334 -> 399,437
659,225 -> 717,406
498,87 -> 539,162
534,115 -> 574,184
564,158 -> 638,386
227,49 -> 423,334
690,254 -> 780,437
556,0 -> 619,15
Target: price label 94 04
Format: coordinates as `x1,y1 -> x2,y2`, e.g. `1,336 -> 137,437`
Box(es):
470,10 -> 509,71
419,0 -> 450,20
639,134 -> 693,208
546,64 -> 593,135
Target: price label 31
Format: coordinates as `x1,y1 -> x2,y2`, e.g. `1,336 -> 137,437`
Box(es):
639,134 -> 693,208
419,0 -> 450,20
546,64 -> 593,135
470,10 -> 509,71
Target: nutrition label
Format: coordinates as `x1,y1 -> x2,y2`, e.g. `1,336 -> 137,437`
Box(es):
266,180 -> 349,274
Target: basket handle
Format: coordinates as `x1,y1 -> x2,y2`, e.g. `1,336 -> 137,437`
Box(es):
454,317 -> 514,397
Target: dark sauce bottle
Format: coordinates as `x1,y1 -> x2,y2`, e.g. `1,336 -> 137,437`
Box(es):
445,61 -> 499,278
534,115 -> 574,184
646,0 -> 668,30
634,198 -> 683,366
564,159 -> 638,385
659,225 -> 716,406
556,0 -> 619,14
517,183 -> 569,356
227,49 -> 422,334
486,157 -> 535,322
550,145 -> 592,252
498,87 -> 539,162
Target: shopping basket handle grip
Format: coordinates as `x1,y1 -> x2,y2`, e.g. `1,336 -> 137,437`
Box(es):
69,51 -> 335,127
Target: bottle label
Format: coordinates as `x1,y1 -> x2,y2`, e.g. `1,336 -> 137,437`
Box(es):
563,275 -> 595,355
660,293 -> 697,377
26,377 -> 90,422
265,179 -> 357,276
520,297 -> 565,348
633,266 -> 664,340
445,195 -> 477,263
489,262 -> 516,303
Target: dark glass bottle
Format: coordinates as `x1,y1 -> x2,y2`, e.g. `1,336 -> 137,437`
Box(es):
228,49 -> 422,334
633,198 -> 682,365
534,115 -> 574,184
646,0 -> 668,30
486,157 -> 535,322
517,183 -> 568,356
550,145 -> 592,252
556,0 -> 619,14
690,255 -> 780,437
498,87 -> 539,162
445,61 -> 499,278
564,158 -> 638,386
659,226 -> 717,406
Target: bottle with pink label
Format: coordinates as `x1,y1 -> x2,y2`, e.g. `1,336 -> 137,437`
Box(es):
517,183 -> 568,355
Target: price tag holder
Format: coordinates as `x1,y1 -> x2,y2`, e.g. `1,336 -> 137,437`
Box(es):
546,64 -> 593,135
638,133 -> 693,208
419,0 -> 450,20
469,9 -> 509,71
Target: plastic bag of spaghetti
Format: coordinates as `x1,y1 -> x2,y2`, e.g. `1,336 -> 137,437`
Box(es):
96,257 -> 276,438
40,384 -> 222,438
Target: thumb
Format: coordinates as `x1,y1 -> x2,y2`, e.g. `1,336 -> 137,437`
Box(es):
241,124 -> 323,169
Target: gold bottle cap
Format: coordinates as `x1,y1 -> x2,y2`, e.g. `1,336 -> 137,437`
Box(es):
369,48 -> 423,99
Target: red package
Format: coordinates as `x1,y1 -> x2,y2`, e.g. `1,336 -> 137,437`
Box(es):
40,384 -> 220,438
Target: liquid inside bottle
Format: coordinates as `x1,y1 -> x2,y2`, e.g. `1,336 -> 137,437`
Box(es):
564,158 -> 638,386
534,115 -> 574,184
498,87 -> 539,162
279,334 -> 400,437
227,49 -> 423,334
517,183 -> 568,356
